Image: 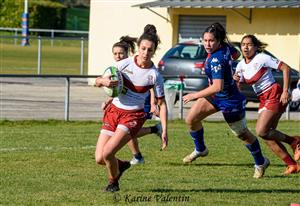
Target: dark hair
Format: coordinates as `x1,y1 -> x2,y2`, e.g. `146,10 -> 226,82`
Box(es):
241,34 -> 268,53
202,22 -> 229,45
112,35 -> 137,55
137,24 -> 160,51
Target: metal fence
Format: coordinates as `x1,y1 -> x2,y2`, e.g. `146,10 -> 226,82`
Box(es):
0,74 -> 294,121
0,27 -> 88,37
1,35 -> 88,75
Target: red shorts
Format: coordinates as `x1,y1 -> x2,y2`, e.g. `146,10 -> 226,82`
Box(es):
258,83 -> 286,114
101,104 -> 146,137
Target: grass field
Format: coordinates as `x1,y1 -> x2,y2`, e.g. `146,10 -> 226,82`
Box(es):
1,120 -> 299,206
0,39 -> 88,75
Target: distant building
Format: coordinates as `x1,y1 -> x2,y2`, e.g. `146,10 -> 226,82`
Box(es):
88,0 -> 300,80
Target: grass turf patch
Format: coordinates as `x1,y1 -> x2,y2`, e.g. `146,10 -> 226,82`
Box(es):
1,120 -> 299,205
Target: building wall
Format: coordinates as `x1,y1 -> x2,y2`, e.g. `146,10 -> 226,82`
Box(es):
88,0 -> 172,81
88,2 -> 300,82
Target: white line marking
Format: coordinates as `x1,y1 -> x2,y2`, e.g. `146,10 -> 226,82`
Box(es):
0,145 -> 95,152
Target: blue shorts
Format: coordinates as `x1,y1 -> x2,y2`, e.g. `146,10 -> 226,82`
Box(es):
144,106 -> 153,119
144,93 -> 152,120
206,93 -> 247,123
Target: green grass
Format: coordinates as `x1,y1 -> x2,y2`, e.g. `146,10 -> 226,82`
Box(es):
0,39 -> 88,75
1,120 -> 300,206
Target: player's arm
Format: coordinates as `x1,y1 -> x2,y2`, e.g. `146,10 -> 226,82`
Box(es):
157,97 -> 168,150
183,79 -> 223,103
154,73 -> 168,150
264,54 -> 290,105
149,88 -> 158,114
183,57 -> 224,103
279,62 -> 291,105
94,75 -> 118,88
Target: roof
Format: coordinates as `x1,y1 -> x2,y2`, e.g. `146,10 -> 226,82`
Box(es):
133,0 -> 300,9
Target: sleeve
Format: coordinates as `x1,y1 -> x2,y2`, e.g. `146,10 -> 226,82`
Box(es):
210,56 -> 224,80
261,53 -> 282,70
154,71 -> 165,99
115,57 -> 130,71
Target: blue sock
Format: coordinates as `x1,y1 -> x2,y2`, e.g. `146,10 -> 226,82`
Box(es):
190,128 -> 206,152
245,139 -> 265,165
134,152 -> 143,160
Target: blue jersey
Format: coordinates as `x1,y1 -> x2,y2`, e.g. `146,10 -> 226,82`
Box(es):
204,45 -> 246,122
205,45 -> 240,99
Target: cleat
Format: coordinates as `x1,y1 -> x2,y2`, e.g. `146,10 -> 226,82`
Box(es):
103,161 -> 130,192
103,181 -> 119,192
253,157 -> 270,178
155,123 -> 162,139
130,157 -> 145,165
291,136 -> 300,161
284,164 -> 300,175
183,148 -> 209,163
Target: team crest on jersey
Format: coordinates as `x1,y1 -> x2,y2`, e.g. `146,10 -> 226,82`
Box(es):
212,58 -> 219,63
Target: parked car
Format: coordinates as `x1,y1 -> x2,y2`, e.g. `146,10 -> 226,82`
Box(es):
157,41 -> 300,111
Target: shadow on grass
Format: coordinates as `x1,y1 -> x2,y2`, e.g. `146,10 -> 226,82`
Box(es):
150,188 -> 300,194
167,162 -> 284,168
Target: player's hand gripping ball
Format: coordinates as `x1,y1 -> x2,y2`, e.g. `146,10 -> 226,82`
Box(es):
102,66 -> 123,97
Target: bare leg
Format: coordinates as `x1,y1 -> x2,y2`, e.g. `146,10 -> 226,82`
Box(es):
135,127 -> 151,138
256,110 -> 294,144
264,139 -> 289,160
95,133 -> 110,165
256,110 -> 296,161
127,138 -> 141,155
183,98 -> 217,163
185,98 -> 217,131
102,128 -> 131,179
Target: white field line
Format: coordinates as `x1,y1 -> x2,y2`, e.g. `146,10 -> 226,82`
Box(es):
0,145 -> 95,152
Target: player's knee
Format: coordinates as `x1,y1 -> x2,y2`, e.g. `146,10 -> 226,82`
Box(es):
255,125 -> 269,138
256,128 -> 274,140
95,154 -> 105,165
228,118 -> 248,139
102,148 -> 114,162
185,116 -> 193,127
185,116 -> 199,130
235,128 -> 249,140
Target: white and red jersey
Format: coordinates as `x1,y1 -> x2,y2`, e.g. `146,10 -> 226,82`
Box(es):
236,53 -> 282,95
112,56 -> 165,110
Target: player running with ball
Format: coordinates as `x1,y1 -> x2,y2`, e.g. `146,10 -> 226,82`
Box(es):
94,24 -> 168,192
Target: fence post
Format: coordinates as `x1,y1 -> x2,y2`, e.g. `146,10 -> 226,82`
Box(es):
80,37 -> 84,75
14,29 -> 18,45
179,75 -> 184,120
51,30 -> 54,47
37,36 -> 42,74
65,77 -> 70,121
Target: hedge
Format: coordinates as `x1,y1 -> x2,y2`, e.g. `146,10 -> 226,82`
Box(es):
0,0 -> 66,30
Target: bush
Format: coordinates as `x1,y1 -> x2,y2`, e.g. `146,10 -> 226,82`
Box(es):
0,0 -> 66,30
0,0 -> 23,27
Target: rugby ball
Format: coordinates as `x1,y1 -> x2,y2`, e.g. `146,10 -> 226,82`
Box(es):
102,66 -> 123,97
